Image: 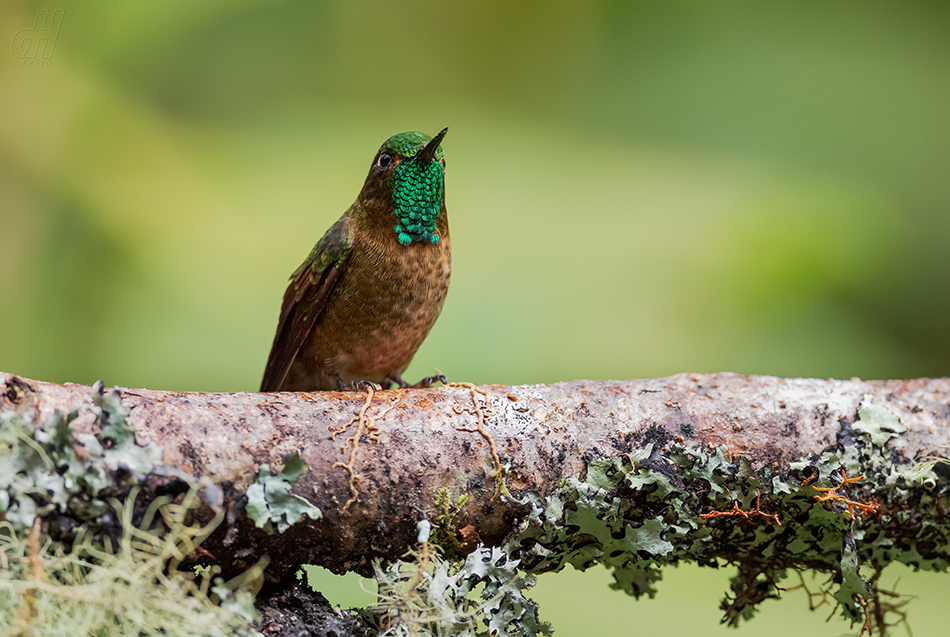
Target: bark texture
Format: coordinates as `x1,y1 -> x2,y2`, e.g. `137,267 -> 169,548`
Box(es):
2,371 -> 949,582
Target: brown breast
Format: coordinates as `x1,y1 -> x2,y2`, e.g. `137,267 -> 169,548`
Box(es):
286,222 -> 451,390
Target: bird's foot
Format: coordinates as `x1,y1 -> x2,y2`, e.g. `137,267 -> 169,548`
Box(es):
387,371 -> 448,389
335,376 -> 382,392
413,373 -> 448,388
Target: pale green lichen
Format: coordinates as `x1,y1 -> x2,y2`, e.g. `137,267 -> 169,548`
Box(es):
0,382 -> 261,636
904,458 -> 948,490
0,490 -> 261,637
0,381 -> 167,535
851,399 -> 906,447
245,454 -> 321,534
500,400 -> 949,633
363,545 -> 550,637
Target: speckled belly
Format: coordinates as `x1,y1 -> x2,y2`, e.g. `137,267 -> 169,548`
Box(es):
284,236 -> 451,390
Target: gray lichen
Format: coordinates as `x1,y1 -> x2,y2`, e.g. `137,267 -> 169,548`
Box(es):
245,454 -> 322,534
0,381 -> 168,535
364,545 -> 551,637
4,372 -> 948,636
0,382 -> 260,636
501,397 -> 949,629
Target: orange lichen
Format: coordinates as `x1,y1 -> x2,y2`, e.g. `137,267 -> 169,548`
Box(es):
812,472 -> 880,520
700,489 -> 781,526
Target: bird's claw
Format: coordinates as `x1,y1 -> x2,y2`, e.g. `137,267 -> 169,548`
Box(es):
385,372 -> 448,389
411,373 -> 448,389
335,377 -> 382,392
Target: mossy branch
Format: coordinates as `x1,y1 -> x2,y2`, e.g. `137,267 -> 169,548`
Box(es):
2,370 -> 949,634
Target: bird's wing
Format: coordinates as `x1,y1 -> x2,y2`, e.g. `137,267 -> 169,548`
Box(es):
260,215 -> 355,391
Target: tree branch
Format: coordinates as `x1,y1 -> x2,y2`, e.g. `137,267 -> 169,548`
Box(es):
2,370 -> 949,616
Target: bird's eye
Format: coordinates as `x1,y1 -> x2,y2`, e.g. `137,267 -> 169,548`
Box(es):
378,153 -> 392,169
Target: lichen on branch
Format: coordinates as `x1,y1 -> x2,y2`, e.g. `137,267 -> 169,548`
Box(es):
3,371 -> 950,635
0,381 -> 260,636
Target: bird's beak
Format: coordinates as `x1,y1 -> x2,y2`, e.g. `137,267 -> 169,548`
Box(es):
415,127 -> 448,164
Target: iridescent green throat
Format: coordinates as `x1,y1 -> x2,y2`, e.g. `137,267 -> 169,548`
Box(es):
384,131 -> 445,246
392,155 -> 444,246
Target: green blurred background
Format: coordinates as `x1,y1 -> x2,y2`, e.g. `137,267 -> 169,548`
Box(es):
2,0 -> 948,633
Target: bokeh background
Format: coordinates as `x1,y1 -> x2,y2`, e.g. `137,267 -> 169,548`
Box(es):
2,0 -> 949,634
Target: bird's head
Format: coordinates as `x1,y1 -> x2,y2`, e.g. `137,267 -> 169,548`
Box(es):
359,128 -> 448,246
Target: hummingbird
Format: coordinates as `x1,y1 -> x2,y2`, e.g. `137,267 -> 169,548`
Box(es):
260,128 -> 451,392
